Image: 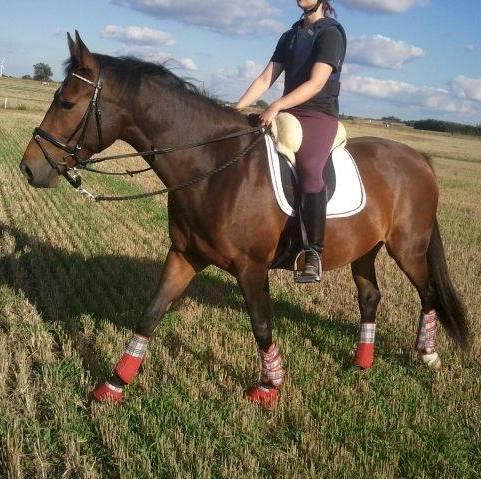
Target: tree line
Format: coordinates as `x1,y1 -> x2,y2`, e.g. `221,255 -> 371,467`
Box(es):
409,119 -> 481,137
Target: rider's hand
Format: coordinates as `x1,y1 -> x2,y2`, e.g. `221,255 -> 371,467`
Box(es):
259,103 -> 280,127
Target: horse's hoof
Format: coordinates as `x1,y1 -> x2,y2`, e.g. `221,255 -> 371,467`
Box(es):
354,343 -> 374,369
422,352 -> 442,370
245,384 -> 279,409
91,382 -> 124,403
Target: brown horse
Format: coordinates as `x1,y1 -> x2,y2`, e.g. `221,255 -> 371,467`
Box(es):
20,33 -> 468,406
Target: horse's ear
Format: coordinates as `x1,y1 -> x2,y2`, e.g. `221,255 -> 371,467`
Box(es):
67,32 -> 79,60
74,30 -> 98,72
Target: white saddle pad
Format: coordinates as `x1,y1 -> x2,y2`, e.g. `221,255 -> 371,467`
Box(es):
264,135 -> 366,218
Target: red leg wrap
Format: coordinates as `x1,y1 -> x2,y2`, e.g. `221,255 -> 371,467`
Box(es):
91,383 -> 124,403
245,384 -> 279,409
115,353 -> 143,384
355,343 -> 375,369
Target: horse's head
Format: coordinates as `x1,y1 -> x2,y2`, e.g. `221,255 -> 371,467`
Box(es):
20,32 -> 121,188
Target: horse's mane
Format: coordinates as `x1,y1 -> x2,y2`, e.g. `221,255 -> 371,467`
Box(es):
64,54 -> 242,116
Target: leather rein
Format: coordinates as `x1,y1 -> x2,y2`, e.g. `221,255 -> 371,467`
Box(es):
32,69 -> 266,202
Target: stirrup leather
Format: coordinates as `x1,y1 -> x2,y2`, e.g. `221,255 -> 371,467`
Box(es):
293,248 -> 322,283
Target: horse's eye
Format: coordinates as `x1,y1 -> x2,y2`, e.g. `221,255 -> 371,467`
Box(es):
61,100 -> 75,110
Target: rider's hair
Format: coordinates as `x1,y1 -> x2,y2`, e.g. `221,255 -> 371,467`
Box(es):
322,0 -> 337,17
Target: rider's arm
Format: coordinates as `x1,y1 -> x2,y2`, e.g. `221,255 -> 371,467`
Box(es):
235,62 -> 284,110
259,27 -> 343,125
258,63 -> 333,126
275,62 -> 333,110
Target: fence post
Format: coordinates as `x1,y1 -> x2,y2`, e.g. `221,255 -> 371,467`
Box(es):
3,98 -> 7,109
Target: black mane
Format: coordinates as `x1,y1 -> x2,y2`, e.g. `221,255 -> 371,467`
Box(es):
64,53 -> 240,115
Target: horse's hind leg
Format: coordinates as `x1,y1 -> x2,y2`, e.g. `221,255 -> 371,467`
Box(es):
351,243 -> 382,369
386,232 -> 441,369
236,261 -> 285,408
92,248 -> 206,402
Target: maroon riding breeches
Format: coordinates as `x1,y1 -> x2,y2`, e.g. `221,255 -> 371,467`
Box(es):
285,108 -> 338,193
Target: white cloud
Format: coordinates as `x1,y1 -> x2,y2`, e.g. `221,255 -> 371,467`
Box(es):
102,25 -> 175,46
452,76 -> 481,102
211,60 -> 283,103
343,74 -> 477,115
111,0 -> 283,36
212,60 -> 264,82
179,58 -> 198,71
117,45 -> 198,70
338,0 -> 427,13
348,34 -> 425,69
53,28 -> 67,37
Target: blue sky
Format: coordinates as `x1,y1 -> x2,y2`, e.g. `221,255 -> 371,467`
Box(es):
1,0 -> 481,122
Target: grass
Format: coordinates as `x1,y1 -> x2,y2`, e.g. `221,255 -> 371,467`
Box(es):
1,78 -> 480,478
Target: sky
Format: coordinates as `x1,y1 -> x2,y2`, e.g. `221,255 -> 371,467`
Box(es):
1,0 -> 481,123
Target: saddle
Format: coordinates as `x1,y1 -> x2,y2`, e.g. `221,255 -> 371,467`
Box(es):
268,113 -> 350,269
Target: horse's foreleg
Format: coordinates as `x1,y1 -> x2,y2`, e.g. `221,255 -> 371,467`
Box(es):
92,249 -> 206,402
351,244 -> 382,369
236,262 -> 285,408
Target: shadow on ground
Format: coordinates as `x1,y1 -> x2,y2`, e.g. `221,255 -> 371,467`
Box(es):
0,222 -> 389,385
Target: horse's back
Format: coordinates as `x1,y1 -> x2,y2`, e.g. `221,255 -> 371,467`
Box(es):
343,135 -> 438,244
346,136 -> 434,174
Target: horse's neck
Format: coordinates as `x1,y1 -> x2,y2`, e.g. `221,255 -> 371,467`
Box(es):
120,80 -> 248,188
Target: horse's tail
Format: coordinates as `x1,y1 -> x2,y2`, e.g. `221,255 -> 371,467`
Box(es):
427,219 -> 469,350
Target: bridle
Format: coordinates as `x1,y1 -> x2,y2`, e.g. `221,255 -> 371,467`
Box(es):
31,67 -> 266,202
32,71 -> 103,190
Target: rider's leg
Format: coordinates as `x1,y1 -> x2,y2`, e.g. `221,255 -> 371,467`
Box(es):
298,189 -> 326,282
287,108 -> 338,283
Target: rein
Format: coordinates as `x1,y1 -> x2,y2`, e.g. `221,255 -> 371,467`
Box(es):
32,68 -> 267,202
92,132 -> 265,202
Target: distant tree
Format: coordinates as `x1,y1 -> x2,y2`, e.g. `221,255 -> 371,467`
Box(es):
22,74 -> 32,80
381,116 -> 402,123
33,63 -> 53,81
255,99 -> 268,109
414,118 -> 481,136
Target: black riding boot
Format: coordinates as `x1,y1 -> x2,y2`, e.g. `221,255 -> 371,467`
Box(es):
295,190 -> 327,283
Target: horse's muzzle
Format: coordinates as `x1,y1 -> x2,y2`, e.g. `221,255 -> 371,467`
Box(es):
19,158 -> 60,188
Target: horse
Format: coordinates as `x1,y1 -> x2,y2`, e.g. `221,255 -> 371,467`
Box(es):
20,32 -> 468,407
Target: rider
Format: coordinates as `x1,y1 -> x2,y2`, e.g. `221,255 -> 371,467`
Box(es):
236,0 -> 346,283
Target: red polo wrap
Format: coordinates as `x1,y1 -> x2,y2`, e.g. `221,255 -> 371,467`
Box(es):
246,385 -> 279,408
91,383 -> 124,403
114,333 -> 149,384
115,353 -> 144,384
354,343 -> 374,369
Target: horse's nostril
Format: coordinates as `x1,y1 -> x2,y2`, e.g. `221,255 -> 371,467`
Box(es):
25,166 -> 34,182
20,163 -> 34,182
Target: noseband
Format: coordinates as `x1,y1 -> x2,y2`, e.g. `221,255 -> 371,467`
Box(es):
32,71 -> 103,189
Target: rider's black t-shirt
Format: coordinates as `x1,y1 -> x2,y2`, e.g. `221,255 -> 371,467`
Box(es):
270,21 -> 345,117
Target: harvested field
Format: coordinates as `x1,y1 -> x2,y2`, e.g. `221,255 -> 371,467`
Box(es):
1,78 -> 480,478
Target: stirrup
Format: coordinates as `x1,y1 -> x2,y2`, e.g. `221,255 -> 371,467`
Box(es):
293,249 -> 322,283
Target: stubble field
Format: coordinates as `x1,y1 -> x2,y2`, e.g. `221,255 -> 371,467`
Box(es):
0,77 -> 480,478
